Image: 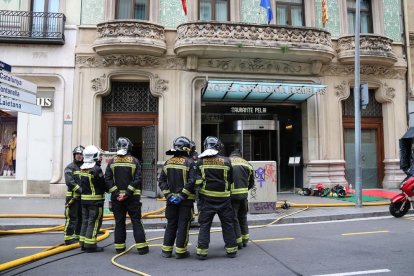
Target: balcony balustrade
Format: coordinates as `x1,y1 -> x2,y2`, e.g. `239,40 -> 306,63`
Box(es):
337,34 -> 397,66
174,21 -> 335,64
93,20 -> 167,56
0,10 -> 65,44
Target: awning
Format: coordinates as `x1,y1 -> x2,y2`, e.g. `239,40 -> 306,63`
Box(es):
202,80 -> 326,103
401,127 -> 414,140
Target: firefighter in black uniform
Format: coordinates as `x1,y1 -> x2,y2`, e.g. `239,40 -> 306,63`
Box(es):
229,148 -> 255,248
63,145 -> 84,245
159,136 -> 196,259
189,136 -> 238,260
105,137 -> 149,255
79,145 -> 106,253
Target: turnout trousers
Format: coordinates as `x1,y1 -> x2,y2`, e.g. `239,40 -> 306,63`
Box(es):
162,202 -> 194,255
79,203 -> 103,249
231,198 -> 249,245
113,196 -> 148,251
196,198 -> 238,256
63,198 -> 82,243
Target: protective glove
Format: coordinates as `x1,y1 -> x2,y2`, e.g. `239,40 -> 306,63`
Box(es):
171,195 -> 183,205
168,195 -> 178,204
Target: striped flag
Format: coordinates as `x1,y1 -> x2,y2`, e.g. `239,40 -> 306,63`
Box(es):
322,0 -> 328,27
181,0 -> 187,16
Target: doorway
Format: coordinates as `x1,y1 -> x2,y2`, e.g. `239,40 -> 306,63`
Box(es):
343,117 -> 384,188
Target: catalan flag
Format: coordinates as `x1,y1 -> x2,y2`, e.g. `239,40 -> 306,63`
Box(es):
181,0 -> 187,16
322,0 -> 328,27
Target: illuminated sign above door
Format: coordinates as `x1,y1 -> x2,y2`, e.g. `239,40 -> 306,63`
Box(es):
202,80 -> 326,103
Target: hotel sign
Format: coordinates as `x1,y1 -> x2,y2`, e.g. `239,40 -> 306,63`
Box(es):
230,107 -> 267,114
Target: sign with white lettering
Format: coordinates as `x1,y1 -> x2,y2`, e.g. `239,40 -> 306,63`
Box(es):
0,96 -> 41,115
230,107 -> 267,114
0,83 -> 37,104
0,61 -> 11,72
36,97 -> 53,107
0,69 -> 37,93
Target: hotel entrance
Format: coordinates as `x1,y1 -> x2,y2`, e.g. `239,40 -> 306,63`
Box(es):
201,104 -> 302,191
200,80 -> 326,191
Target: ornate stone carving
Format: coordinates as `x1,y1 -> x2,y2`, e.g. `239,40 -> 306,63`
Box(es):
96,20 -> 165,40
337,34 -> 397,66
176,22 -> 333,48
93,20 -> 167,56
334,81 -> 348,99
384,83 -> 396,99
91,74 -> 106,92
322,64 -> 406,80
102,55 -> 161,67
76,54 -> 185,70
201,58 -> 311,74
151,74 -> 168,97
175,22 -> 334,63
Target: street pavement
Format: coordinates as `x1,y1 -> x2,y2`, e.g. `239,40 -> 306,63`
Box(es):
1,192 -> 412,230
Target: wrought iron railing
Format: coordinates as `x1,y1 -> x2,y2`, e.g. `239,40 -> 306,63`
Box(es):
0,10 -> 66,44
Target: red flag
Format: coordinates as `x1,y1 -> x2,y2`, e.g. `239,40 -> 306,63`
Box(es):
322,0 -> 328,27
181,0 -> 187,16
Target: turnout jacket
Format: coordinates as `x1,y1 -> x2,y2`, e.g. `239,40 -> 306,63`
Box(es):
194,154 -> 233,203
105,155 -> 142,198
229,154 -> 255,200
158,155 -> 196,204
79,164 -> 106,205
64,160 -> 83,198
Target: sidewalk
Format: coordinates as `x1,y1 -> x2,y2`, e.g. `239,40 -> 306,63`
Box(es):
1,192 -> 411,230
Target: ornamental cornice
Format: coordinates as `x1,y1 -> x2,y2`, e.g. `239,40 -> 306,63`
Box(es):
96,20 -> 165,40
199,58 -> 312,75
76,55 -> 185,70
321,64 -> 405,80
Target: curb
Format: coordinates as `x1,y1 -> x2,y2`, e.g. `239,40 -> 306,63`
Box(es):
2,210 -> 413,231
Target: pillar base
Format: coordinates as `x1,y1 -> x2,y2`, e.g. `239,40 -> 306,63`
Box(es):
383,159 -> 406,189
304,160 -> 348,188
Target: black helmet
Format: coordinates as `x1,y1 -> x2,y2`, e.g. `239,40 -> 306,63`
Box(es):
173,136 -> 191,152
203,136 -> 220,151
189,140 -> 196,152
116,137 -> 133,156
72,145 -> 85,157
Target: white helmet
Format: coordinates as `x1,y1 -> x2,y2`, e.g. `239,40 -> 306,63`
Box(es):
80,145 -> 101,169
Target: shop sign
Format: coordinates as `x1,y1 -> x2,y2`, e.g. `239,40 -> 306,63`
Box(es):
230,107 -> 267,114
36,97 -> 53,107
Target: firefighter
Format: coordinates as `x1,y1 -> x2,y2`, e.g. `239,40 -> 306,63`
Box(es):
192,136 -> 238,260
63,145 -> 84,245
78,145 -> 106,253
159,136 -> 196,259
105,137 -> 149,255
229,148 -> 255,248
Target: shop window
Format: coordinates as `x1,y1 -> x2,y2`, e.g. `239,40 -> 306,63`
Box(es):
199,0 -> 229,21
116,0 -> 149,20
275,0 -> 304,26
347,0 -> 372,33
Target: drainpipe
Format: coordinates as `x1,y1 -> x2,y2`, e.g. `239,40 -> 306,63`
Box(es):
403,0 -> 412,127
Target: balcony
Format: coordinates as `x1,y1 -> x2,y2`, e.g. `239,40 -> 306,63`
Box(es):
0,10 -> 65,45
337,34 -> 397,66
93,20 -> 167,56
174,22 -> 335,64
